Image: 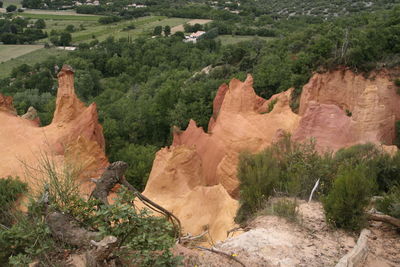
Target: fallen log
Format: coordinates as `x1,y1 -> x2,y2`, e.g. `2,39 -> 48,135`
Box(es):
367,212 -> 400,228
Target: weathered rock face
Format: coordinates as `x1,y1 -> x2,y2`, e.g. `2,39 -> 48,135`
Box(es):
143,69 -> 400,242
0,94 -> 17,115
143,74 -> 301,242
21,106 -> 40,126
294,69 -> 400,151
0,65 -> 108,194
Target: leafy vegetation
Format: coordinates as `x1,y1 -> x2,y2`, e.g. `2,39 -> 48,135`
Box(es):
323,165 -> 376,231
0,157 -> 180,266
235,138 -> 400,231
0,177 -> 27,226
376,186 -> 400,219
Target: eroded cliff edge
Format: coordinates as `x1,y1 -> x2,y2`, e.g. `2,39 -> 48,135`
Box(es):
0,65 -> 108,194
143,69 -> 400,242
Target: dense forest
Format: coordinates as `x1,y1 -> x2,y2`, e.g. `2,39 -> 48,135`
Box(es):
1,6 -> 399,189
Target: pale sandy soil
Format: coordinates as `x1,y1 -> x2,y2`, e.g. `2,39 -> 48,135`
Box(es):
174,200 -> 400,267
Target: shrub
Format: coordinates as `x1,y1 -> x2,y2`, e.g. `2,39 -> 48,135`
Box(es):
395,121 -> 400,147
0,177 -> 27,226
267,98 -> 278,113
263,198 -> 298,222
323,164 -> 376,231
6,4 -> 17,12
376,186 -> 400,219
235,150 -> 280,223
395,78 -> 400,87
235,134 -> 335,223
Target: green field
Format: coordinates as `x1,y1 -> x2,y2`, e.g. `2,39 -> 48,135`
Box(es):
0,16 -> 191,77
19,13 -> 103,21
0,48 -> 68,78
216,35 -> 275,45
37,16 -> 190,43
0,45 -> 43,63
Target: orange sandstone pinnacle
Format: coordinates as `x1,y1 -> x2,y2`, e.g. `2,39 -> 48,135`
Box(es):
0,64 -> 108,194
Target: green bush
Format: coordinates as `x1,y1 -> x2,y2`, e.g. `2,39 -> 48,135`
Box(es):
376,186 -> 400,219
0,177 -> 27,226
235,134 -> 334,223
323,165 -> 376,231
235,150 -> 280,223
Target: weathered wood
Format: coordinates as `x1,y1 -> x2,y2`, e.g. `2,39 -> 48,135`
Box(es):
335,229 -> 370,267
367,212 -> 400,228
90,161 -> 129,205
46,211 -> 100,247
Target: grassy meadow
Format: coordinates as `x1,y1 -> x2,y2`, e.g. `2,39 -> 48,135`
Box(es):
0,45 -> 43,63
0,48 -> 68,78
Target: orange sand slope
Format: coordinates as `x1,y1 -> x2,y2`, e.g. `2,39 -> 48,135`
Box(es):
0,65 -> 108,193
143,69 -> 400,242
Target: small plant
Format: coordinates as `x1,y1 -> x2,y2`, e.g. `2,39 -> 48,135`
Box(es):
376,186 -> 400,219
323,164 -> 376,231
267,98 -> 278,113
263,198 -> 298,222
345,109 -> 352,116
0,176 -> 27,226
395,78 -> 400,87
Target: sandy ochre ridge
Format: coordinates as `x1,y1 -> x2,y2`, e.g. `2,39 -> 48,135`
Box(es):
1,67 -> 399,242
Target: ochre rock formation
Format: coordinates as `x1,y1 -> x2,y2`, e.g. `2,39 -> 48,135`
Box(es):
21,106 -> 41,126
0,65 -> 108,194
0,94 -> 17,115
143,74 -> 300,242
143,69 -> 400,242
294,69 -> 400,151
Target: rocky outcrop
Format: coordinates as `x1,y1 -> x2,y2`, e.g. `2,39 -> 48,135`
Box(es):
0,65 -> 108,194
294,69 -> 400,150
21,106 -> 40,126
143,69 -> 400,242
0,94 -> 17,115
143,74 -> 300,242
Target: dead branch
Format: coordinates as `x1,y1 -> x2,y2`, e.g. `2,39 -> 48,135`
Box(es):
46,211 -> 101,247
181,230 -> 208,243
367,212 -> 400,228
196,246 -> 246,267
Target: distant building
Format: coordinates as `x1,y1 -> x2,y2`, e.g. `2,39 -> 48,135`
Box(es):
184,31 -> 206,43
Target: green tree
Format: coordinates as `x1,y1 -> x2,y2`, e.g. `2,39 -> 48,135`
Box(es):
34,19 -> 46,29
6,4 -> 17,12
164,25 -> 171,36
59,32 -> 72,46
153,26 -> 162,36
